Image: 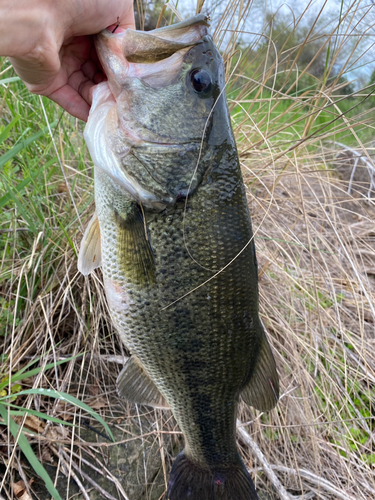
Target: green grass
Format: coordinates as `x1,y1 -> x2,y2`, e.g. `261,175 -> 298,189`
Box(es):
228,86 -> 374,148
0,61 -> 100,498
0,62 -> 92,320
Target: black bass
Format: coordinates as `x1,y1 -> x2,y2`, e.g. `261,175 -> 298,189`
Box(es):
79,14 -> 279,500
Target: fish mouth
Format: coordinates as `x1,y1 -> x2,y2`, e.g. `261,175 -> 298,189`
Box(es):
100,14 -> 210,62
87,16 -> 213,208
95,14 -> 210,95
115,113 -> 205,150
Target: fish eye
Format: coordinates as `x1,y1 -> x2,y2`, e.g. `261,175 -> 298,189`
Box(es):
190,69 -> 212,95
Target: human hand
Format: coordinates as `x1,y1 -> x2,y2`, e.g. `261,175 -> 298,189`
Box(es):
0,0 -> 135,121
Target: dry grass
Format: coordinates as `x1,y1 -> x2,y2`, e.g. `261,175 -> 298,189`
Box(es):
1,0 -> 375,499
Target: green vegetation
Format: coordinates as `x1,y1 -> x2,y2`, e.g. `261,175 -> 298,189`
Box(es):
226,9 -> 374,148
0,65 -> 102,498
0,357 -> 114,500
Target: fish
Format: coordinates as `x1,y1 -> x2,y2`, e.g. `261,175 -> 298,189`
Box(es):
78,14 -> 279,500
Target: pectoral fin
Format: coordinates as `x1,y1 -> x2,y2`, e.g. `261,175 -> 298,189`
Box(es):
77,212 -> 102,276
115,204 -> 155,286
117,356 -> 169,409
241,328 -> 279,411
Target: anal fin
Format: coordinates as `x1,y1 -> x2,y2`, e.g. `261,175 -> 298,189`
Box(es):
241,325 -> 279,411
77,212 -> 102,276
117,356 -> 169,409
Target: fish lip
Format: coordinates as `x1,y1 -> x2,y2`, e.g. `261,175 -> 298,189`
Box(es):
150,13 -> 210,33
96,14 -> 210,78
99,29 -> 124,38
99,13 -> 210,39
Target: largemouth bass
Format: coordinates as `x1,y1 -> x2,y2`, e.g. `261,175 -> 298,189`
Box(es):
79,14 -> 279,500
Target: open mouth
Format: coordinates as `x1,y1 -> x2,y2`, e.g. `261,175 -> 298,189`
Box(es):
95,14 -> 210,94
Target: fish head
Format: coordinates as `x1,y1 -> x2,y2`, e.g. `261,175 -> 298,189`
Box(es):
86,15 -> 227,208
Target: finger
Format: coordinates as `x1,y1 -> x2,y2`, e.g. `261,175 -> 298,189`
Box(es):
63,69 -> 95,107
93,73 -> 106,84
118,4 -> 136,30
81,60 -> 106,84
67,2 -> 136,37
48,84 -> 91,121
81,59 -> 100,81
65,69 -> 87,93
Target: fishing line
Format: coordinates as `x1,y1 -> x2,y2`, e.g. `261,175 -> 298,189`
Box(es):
181,47 -> 243,273
163,12 -> 368,309
231,99 -> 279,209
164,49 -> 277,310
112,17 -> 120,33
180,29 -> 279,272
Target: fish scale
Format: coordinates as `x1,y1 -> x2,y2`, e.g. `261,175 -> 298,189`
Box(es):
80,14 -> 279,500
96,148 -> 261,462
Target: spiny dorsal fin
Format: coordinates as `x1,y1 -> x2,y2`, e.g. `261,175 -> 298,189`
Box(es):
117,356 -> 169,409
77,212 -> 102,276
241,325 -> 279,411
115,204 -> 156,286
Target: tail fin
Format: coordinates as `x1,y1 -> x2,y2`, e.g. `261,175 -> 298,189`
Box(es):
167,452 -> 259,500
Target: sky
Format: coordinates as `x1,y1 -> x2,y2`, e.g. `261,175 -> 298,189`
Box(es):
170,0 -> 375,84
